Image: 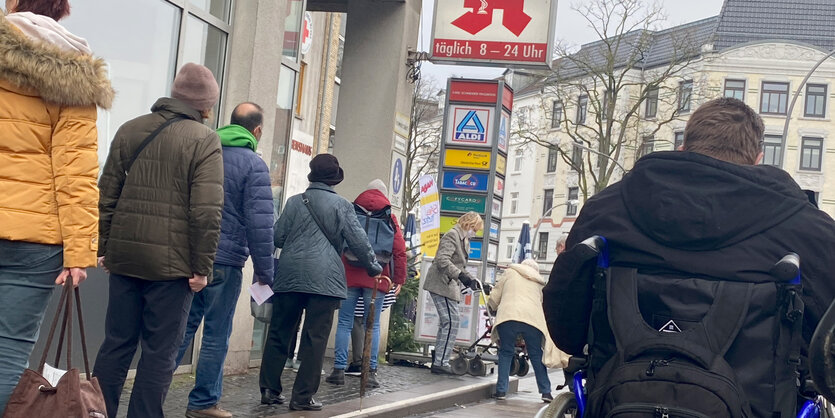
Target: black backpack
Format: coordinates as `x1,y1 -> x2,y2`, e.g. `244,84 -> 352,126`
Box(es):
343,203 -> 395,267
586,262 -> 804,417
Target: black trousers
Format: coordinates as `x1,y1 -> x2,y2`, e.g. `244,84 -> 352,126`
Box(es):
259,292 -> 340,403
93,274 -> 193,418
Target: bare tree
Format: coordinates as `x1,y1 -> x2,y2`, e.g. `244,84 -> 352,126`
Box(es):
513,0 -> 707,201
401,77 -> 443,221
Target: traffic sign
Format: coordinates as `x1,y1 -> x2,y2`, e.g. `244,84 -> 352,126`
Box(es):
390,152 -> 405,208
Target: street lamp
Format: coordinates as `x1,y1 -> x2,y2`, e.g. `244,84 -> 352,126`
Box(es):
531,200 -> 579,260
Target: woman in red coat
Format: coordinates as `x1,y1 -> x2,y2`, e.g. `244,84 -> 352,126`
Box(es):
326,179 -> 407,388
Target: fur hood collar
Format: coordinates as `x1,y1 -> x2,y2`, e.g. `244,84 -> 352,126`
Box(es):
508,263 -> 546,285
0,12 -> 114,109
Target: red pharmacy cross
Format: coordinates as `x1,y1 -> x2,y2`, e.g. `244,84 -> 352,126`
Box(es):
452,0 -> 533,37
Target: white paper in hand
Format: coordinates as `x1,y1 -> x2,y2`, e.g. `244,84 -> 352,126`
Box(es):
42,363 -> 67,387
249,283 -> 274,306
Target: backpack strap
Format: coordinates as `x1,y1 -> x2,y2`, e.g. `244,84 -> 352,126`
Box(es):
607,267 -> 753,368
302,193 -> 341,253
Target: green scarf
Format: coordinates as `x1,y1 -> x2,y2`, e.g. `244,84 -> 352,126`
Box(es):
217,124 -> 258,151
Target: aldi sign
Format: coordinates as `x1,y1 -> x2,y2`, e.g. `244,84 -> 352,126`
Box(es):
431,0 -> 557,68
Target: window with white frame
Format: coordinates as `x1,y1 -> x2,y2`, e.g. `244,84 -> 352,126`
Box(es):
762,134 -> 784,167
510,192 -> 519,214
800,137 -> 823,171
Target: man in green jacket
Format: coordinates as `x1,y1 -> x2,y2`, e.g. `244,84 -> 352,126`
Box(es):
94,63 -> 225,418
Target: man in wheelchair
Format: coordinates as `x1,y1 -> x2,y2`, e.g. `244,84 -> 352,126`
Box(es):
543,98 -> 835,417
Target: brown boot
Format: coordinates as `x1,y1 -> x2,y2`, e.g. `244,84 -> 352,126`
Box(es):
185,405 -> 233,418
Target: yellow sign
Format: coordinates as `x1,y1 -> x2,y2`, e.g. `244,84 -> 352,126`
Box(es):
496,154 -> 506,176
444,149 -> 492,170
440,215 -> 484,237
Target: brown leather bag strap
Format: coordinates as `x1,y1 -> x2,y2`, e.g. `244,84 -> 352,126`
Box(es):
38,284 -> 70,374
74,286 -> 91,380
65,278 -> 73,372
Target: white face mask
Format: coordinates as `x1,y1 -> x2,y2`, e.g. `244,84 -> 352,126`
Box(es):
465,229 -> 476,239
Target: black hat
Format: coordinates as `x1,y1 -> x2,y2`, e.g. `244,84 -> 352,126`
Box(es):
308,154 -> 344,186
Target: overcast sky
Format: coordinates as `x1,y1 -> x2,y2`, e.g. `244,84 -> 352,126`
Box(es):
419,0 -> 726,86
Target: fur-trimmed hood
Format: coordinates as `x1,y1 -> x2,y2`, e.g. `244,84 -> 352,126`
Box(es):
0,12 -> 114,109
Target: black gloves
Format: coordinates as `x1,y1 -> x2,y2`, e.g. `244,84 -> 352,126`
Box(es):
482,283 -> 493,295
458,271 -> 473,286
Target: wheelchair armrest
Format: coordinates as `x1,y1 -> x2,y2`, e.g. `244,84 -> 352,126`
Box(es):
809,298 -> 835,403
565,356 -> 588,374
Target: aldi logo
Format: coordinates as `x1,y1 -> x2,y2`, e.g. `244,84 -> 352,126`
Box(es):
456,111 -> 486,142
447,106 -> 493,147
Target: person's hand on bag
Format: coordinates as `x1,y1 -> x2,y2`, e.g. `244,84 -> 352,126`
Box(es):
55,267 -> 87,287
468,279 -> 483,292
189,274 -> 208,292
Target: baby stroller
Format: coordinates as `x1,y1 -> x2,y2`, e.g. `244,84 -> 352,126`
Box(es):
449,292 -> 531,377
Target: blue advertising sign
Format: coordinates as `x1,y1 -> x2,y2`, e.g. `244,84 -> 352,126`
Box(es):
441,171 -> 490,192
468,240 -> 483,259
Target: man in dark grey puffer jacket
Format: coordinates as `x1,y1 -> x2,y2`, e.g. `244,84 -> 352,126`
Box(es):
95,63 -> 224,418
259,154 -> 382,411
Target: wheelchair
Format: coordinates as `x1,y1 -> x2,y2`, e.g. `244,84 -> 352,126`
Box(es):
536,236 -> 835,418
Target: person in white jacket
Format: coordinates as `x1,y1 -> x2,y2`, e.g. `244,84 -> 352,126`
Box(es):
488,258 -> 567,403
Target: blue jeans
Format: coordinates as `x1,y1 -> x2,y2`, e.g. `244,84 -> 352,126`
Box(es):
0,240 -> 62,415
175,264 -> 243,410
334,287 -> 385,370
496,321 -> 551,395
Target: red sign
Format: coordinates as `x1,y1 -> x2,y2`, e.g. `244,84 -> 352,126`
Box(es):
502,85 -> 514,111
452,0 -> 532,36
431,0 -> 555,68
449,80 -> 499,104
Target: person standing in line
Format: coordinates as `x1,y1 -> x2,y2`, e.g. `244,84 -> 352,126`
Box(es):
259,154 -> 382,411
488,258 -> 566,402
0,2 -> 113,413
94,63 -> 224,418
175,102 -> 275,418
327,179 -> 407,388
422,212 -> 484,374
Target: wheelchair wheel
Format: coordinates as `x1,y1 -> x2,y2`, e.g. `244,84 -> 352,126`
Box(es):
450,355 -> 469,375
538,392 -> 579,418
516,357 -> 530,377
510,355 -> 520,376
469,357 -> 486,376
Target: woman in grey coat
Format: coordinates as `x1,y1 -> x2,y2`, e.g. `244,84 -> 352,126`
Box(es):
259,154 -> 382,411
422,211 -> 484,374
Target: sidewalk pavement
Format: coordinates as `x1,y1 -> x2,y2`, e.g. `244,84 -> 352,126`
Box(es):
114,358 -> 518,417
411,370 -> 566,417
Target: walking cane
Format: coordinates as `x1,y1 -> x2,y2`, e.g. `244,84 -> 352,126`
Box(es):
360,275 -> 392,405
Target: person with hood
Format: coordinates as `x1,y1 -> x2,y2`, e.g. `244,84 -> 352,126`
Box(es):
0,1 -> 113,413
95,63 -> 224,418
422,211 -> 484,375
488,259 -> 565,402
543,97 -> 835,417
259,154 -> 382,412
175,102 -> 274,418
326,179 -> 408,388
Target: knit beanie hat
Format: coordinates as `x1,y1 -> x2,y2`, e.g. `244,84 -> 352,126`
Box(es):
308,154 -> 344,186
171,63 -> 220,112
367,179 -> 388,196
